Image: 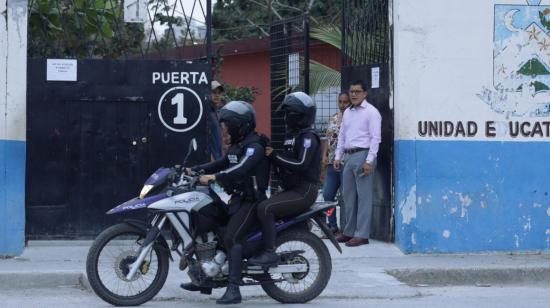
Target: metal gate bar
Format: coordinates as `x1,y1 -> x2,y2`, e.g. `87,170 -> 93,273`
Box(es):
342,0 -> 389,67
269,15 -> 310,190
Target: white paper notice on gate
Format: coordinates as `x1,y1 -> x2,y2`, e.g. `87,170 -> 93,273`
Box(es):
47,59 -> 77,82
124,0 -> 148,23
371,67 -> 380,89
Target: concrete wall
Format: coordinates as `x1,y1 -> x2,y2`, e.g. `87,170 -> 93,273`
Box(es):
393,0 -> 550,253
0,0 -> 27,256
223,51 -> 272,136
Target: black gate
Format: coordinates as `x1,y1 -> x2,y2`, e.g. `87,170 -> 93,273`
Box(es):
26,60 -> 210,239
342,0 -> 393,241
26,1 -> 213,238
269,16 -> 310,188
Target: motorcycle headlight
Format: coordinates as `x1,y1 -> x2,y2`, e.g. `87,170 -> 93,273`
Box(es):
139,185 -> 154,199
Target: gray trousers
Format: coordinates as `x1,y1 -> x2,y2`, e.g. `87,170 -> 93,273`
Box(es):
342,150 -> 376,239
338,192 -> 346,231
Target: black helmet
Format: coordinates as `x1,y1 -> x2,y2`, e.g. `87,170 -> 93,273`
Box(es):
280,92 -> 316,130
219,101 -> 256,144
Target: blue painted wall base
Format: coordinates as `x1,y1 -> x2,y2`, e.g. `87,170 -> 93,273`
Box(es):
395,140 -> 550,253
0,140 -> 26,256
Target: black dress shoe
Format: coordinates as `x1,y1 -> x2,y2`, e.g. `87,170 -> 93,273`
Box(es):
248,250 -> 279,266
336,234 -> 353,243
345,237 -> 369,247
180,282 -> 212,295
216,284 -> 241,305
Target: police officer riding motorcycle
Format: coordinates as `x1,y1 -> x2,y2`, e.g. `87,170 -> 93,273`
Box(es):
85,98 -> 340,307
183,100 -> 270,304
249,92 -> 322,266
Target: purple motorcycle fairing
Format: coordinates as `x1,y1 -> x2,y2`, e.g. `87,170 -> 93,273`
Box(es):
246,202 -> 334,243
145,167 -> 173,186
247,218 -> 300,242
106,193 -> 166,214
106,167 -> 173,214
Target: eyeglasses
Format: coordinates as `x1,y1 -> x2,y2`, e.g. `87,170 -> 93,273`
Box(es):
349,90 -> 364,95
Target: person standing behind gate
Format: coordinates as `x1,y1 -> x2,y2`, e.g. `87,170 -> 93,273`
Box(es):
207,80 -> 225,160
321,92 -> 351,235
333,80 -> 381,247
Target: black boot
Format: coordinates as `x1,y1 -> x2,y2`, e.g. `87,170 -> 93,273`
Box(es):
248,248 -> 279,266
180,282 -> 212,295
216,284 -> 241,305
250,212 -> 279,266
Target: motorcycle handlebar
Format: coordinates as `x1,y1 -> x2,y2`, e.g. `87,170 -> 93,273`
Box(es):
180,171 -> 206,187
172,165 -> 211,189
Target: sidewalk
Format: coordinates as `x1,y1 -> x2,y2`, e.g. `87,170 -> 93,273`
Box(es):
1,240 -> 549,301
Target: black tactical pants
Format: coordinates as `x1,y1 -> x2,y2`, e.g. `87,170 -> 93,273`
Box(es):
223,198 -> 260,285
256,182 -> 318,250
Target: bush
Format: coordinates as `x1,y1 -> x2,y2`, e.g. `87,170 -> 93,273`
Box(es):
223,84 -> 260,103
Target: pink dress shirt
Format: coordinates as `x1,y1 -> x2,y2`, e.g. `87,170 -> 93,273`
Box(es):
335,100 -> 382,163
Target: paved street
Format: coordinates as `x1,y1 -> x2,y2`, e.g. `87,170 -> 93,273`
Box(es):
1,285 -> 549,308
1,240 -> 550,307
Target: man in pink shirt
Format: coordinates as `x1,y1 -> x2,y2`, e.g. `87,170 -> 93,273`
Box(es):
333,80 -> 382,247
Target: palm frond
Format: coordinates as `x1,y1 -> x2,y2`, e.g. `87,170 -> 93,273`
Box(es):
311,25 -> 341,50
312,24 -> 386,64
309,60 -> 341,94
271,67 -> 290,102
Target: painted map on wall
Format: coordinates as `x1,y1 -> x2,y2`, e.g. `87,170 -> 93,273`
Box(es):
478,2 -> 550,117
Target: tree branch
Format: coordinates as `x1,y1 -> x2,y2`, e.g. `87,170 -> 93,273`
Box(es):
249,0 -> 283,20
247,18 -> 270,36
273,0 -> 302,13
308,0 -> 316,12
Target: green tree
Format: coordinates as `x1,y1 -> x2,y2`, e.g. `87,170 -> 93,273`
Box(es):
212,0 -> 342,41
28,0 -> 145,58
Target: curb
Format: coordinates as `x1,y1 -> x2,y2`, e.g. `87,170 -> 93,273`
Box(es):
3,267 -> 550,291
387,267 -> 550,286
0,271 -> 87,290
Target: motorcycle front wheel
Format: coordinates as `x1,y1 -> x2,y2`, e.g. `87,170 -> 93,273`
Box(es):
86,223 -> 169,306
261,228 -> 332,303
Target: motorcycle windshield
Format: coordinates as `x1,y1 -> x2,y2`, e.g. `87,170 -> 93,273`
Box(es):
144,167 -> 172,186
107,193 -> 166,214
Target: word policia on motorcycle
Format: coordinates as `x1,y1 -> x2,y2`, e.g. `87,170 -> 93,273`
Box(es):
418,120 -> 550,138
85,139 -> 341,306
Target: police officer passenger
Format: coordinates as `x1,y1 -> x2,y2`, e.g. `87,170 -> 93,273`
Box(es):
249,92 -> 321,266
182,101 -> 270,305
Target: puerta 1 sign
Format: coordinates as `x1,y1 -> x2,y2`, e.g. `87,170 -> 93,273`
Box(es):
154,70 -> 208,133
158,86 -> 203,132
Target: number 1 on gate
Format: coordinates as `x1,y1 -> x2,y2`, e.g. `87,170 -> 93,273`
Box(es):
172,93 -> 188,125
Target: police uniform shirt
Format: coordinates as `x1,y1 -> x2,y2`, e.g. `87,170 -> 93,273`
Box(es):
271,128 -> 321,188
193,133 -> 270,195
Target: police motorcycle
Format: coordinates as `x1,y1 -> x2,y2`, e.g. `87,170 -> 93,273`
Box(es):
86,138 -> 342,306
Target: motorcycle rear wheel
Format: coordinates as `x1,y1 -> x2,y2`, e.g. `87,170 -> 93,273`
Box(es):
261,229 -> 332,303
86,223 -> 169,306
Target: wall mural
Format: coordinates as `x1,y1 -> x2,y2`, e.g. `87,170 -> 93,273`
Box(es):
478,0 -> 550,118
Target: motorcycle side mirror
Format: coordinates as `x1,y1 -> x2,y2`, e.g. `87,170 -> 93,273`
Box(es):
183,138 -> 198,167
